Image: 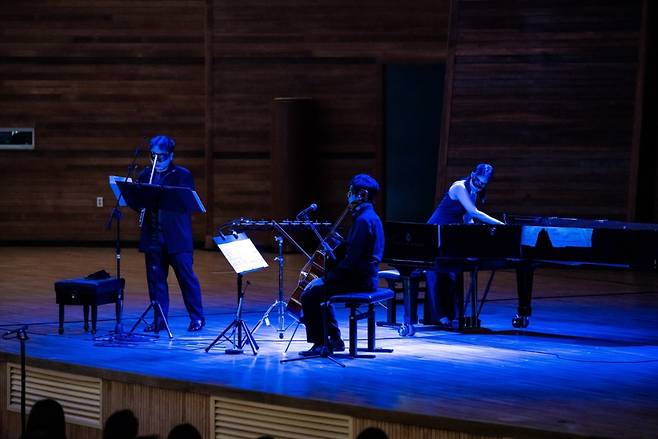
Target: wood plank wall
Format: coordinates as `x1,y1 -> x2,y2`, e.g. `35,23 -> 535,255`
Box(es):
438,0 -> 646,220
0,1 -> 207,242
0,0 -> 448,243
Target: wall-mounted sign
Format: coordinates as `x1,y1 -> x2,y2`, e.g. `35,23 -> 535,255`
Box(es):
0,128 -> 35,150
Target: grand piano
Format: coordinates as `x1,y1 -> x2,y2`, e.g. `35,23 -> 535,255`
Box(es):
382,217 -> 658,333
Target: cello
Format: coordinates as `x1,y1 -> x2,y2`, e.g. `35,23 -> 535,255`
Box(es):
285,205 -> 351,320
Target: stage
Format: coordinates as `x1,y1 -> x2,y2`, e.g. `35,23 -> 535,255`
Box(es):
1,246 -> 657,438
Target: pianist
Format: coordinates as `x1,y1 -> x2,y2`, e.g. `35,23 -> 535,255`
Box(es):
425,163 -> 504,327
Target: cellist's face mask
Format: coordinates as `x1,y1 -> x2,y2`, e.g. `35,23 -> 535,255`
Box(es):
347,187 -> 368,204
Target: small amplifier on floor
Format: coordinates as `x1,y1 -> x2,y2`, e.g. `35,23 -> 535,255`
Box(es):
54,271 -> 125,335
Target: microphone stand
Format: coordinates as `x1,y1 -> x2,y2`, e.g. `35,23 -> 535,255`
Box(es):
104,148 -> 141,335
249,220 -> 312,339
3,326 -> 29,435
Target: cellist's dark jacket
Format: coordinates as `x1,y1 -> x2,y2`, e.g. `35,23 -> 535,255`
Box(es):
325,202 -> 384,291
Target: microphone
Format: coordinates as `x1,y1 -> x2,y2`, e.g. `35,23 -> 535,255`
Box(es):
296,203 -> 318,219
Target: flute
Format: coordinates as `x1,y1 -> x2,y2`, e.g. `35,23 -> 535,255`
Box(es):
138,155 -> 158,229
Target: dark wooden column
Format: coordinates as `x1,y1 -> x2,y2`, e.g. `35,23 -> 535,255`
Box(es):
271,97 -> 316,220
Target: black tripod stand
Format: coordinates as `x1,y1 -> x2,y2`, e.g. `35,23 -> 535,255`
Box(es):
250,236 -> 287,338
105,149 -> 141,336
250,221 -> 312,340
128,300 -> 173,339
205,274 -> 258,355
280,301 -> 347,367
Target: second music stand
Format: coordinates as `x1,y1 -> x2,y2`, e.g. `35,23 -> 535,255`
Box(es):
205,232 -> 268,355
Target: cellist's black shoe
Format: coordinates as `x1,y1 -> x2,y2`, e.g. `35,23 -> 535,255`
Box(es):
299,343 -> 324,357
512,314 -> 530,328
187,319 -> 205,332
329,337 -> 345,352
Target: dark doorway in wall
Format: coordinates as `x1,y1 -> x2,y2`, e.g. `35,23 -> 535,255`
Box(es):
385,64 -> 445,222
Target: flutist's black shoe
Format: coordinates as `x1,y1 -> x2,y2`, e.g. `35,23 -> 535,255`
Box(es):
187,319 -> 205,332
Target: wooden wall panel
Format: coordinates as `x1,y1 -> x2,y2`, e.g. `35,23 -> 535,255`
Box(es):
439,0 -> 644,220
0,1 -> 206,242
2,1 -> 204,58
212,0 -> 450,60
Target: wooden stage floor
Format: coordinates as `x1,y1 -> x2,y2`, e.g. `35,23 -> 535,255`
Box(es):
1,246 -> 657,438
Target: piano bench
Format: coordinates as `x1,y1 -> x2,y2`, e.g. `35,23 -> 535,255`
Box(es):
327,288 -> 394,358
54,277 -> 124,335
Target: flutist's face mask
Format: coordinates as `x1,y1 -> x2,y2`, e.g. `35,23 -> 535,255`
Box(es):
150,149 -> 173,172
150,152 -> 170,161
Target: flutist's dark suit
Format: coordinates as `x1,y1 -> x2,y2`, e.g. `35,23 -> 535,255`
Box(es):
138,164 -> 204,330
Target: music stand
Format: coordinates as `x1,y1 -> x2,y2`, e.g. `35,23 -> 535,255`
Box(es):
205,232 -> 268,355
116,180 -> 206,338
107,175 -> 132,335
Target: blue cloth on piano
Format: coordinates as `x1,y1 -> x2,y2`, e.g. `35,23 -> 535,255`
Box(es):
521,226 -> 593,248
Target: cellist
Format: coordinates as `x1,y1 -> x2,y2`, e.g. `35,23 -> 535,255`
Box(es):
299,174 -> 385,356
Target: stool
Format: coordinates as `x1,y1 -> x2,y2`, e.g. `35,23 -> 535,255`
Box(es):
327,288 -> 394,358
54,277 -> 124,334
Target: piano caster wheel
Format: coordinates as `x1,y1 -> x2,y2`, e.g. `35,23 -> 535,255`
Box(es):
512,315 -> 529,328
398,323 -> 415,337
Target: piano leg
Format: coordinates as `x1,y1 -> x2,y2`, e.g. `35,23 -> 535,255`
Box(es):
402,276 -> 419,326
513,263 -> 534,328
462,269 -> 481,329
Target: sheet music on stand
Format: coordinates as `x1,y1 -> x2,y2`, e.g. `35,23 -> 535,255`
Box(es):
109,176 -> 132,207
214,233 -> 268,274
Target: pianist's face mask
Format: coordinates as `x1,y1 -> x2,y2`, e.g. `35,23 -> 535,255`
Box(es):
470,173 -> 489,192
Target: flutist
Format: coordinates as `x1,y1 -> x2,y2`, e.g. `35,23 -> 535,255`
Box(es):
138,135 -> 205,332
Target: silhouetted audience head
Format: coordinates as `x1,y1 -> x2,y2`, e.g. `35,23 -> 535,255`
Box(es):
167,423 -> 201,439
356,426 -> 389,439
103,409 -> 139,439
23,398 -> 66,439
